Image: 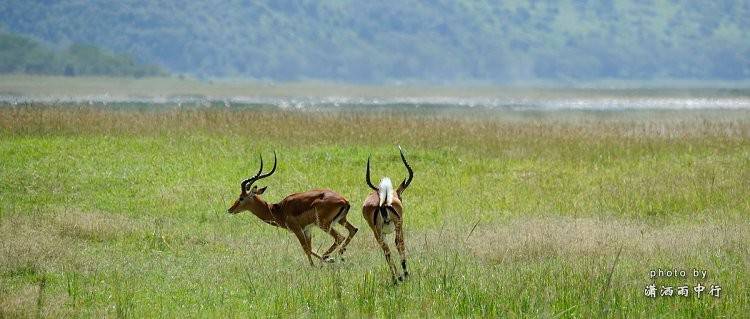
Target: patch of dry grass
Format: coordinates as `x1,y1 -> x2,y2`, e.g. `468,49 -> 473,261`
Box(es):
464,217 -> 750,264
0,210 -> 141,275
0,214 -> 70,274
1,106 -> 748,146
53,210 -> 137,243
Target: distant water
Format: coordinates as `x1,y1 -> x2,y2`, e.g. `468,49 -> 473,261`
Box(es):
2,93 -> 749,110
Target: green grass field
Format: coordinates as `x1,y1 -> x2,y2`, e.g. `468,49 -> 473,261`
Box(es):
1,105 -> 748,317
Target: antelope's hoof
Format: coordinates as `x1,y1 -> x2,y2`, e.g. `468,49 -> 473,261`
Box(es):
322,255 -> 336,263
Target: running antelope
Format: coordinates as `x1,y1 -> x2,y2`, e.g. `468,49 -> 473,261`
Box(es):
227,151 -> 358,266
363,146 -> 414,283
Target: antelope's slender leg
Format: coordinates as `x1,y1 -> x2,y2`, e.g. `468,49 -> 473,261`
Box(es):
303,229 -> 326,261
320,227 -> 345,260
394,219 -> 408,278
337,219 -> 358,256
374,230 -> 400,283
291,227 -> 315,266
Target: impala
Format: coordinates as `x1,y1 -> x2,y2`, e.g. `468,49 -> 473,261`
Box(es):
363,146 -> 414,283
228,151 -> 358,266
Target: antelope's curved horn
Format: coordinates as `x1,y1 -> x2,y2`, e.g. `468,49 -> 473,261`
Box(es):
365,156 -> 378,191
396,146 -> 413,194
257,150 -> 277,180
240,153 -> 267,193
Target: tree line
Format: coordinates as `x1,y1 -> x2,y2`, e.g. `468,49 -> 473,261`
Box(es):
0,31 -> 165,77
1,0 -> 748,82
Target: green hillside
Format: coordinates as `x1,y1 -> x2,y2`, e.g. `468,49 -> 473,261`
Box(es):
1,0 -> 749,82
0,31 -> 165,77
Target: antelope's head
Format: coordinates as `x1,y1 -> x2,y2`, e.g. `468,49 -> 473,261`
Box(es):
228,151 -> 277,214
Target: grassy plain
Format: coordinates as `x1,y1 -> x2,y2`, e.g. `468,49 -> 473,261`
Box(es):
1,104 -> 749,317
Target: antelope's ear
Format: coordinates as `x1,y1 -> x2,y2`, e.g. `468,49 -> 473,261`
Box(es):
256,186 -> 267,194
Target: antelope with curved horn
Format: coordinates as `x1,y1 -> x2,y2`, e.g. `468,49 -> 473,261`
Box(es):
228,151 -> 358,266
362,146 -> 414,283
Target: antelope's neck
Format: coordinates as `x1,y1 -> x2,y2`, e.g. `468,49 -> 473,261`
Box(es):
249,199 -> 285,228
